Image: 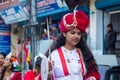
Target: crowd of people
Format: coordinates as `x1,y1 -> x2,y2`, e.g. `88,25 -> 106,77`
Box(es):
0,52 -> 22,80
1,8 -> 118,80
2,13 -> 119,80
0,36 -> 43,80
0,52 -> 43,80
0,10 -> 101,80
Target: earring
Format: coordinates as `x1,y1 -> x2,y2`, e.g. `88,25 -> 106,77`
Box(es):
63,33 -> 66,37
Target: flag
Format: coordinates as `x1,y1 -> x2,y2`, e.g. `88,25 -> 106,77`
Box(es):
24,40 -> 31,67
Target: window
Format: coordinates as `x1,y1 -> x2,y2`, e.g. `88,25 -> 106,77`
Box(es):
110,73 -> 120,80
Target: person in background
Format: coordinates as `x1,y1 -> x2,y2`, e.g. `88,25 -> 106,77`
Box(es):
0,52 -> 6,80
24,36 -> 31,70
10,56 -> 22,80
104,23 -> 117,55
41,32 -> 48,40
15,38 -> 23,67
46,10 -> 100,80
2,55 -> 13,80
1,54 -> 22,80
50,23 -> 59,40
24,56 -> 42,80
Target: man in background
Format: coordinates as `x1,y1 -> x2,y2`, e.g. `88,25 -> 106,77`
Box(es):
50,24 -> 59,40
104,23 -> 117,55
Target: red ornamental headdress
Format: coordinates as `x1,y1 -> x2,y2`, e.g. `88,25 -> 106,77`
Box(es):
60,8 -> 89,32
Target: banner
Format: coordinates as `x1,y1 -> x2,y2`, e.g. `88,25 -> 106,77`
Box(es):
0,25 -> 11,55
37,0 -> 69,18
0,16 -> 5,25
0,5 -> 29,24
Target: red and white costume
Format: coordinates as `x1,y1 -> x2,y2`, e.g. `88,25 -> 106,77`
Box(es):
50,46 -> 100,80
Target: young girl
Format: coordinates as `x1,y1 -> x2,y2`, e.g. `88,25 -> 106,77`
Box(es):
2,55 -> 22,80
24,56 -> 42,80
46,10 -> 100,80
0,52 -> 6,80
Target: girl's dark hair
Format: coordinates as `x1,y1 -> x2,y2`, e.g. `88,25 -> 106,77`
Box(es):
0,52 -> 6,80
45,33 -> 97,72
76,35 -> 98,72
18,40 -> 21,44
1,57 -> 12,80
0,52 -> 6,58
45,33 -> 65,57
0,68 -> 6,80
35,56 -> 42,71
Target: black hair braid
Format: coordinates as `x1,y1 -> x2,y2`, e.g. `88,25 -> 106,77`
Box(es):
0,67 -> 7,80
76,36 -> 97,72
0,52 -> 6,58
35,57 -> 42,70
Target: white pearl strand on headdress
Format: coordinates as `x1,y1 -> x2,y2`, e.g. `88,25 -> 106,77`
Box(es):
63,5 -> 79,29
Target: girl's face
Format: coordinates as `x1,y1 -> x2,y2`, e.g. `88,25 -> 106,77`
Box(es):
64,28 -> 81,47
0,54 -> 5,65
33,67 -> 40,75
3,58 -> 11,67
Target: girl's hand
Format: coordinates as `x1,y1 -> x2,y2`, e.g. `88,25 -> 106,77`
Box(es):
48,60 -> 54,71
35,75 -> 39,80
86,77 -> 96,80
48,60 -> 54,77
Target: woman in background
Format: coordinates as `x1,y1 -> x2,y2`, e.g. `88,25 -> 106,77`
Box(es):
1,55 -> 22,80
0,52 -> 6,80
24,56 -> 42,80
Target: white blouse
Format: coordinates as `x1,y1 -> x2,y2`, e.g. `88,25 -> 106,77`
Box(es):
50,46 -> 86,80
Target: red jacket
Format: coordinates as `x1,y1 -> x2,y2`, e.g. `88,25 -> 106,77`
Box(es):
24,70 -> 36,80
24,70 -> 42,80
85,66 -> 100,80
11,72 -> 22,80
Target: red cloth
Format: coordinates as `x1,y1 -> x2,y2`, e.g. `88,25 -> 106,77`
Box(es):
85,67 -> 100,80
11,72 -> 22,80
24,41 -> 31,66
39,74 -> 42,80
24,70 -> 36,80
60,10 -> 89,32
